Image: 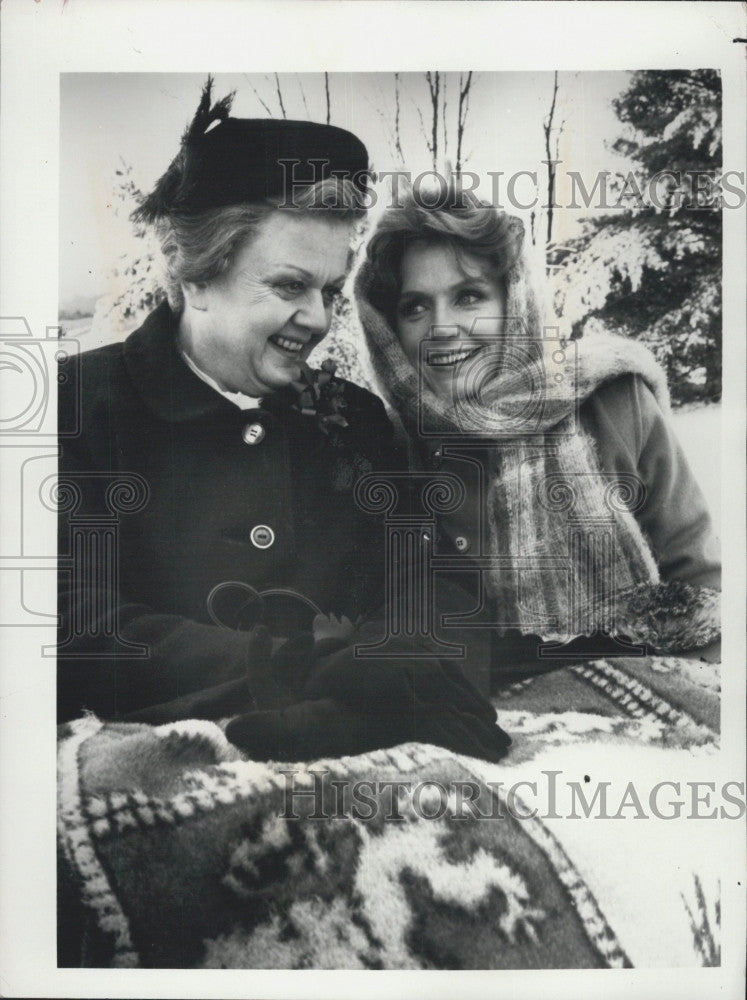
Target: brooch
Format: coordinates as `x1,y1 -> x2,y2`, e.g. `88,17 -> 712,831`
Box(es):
291,359 -> 349,437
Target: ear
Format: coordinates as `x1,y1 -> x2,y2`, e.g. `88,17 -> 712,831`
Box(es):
181,280 -> 209,312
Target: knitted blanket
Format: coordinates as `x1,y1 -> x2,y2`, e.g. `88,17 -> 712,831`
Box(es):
58,654 -> 722,969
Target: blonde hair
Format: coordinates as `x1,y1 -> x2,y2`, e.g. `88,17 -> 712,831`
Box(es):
156,177 -> 363,311
365,189 -> 524,329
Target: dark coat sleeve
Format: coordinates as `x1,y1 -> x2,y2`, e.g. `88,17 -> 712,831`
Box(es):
582,374 -> 721,589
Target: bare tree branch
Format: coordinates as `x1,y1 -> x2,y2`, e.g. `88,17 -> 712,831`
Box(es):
543,70 -> 560,245
424,71 -> 440,169
394,73 -> 405,164
413,99 -> 431,158
243,75 -> 274,117
442,76 -> 448,158
274,72 -> 287,119
455,71 -> 473,172
365,90 -> 400,165
324,72 -> 331,125
297,75 -> 311,119
554,116 -> 566,163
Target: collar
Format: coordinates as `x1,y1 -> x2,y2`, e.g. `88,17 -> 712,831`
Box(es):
179,347 -> 262,411
122,301 -> 298,423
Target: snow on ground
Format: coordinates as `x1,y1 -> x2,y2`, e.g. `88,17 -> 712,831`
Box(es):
58,316 -> 93,339
670,403 -> 721,531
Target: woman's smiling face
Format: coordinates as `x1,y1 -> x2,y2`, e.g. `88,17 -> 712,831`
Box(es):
188,211 -> 353,397
396,239 -> 507,400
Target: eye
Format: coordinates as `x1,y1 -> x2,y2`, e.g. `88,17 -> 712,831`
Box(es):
397,299 -> 427,320
455,289 -> 485,307
275,279 -> 307,298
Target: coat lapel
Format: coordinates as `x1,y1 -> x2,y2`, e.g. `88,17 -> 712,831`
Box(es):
122,301 -> 236,423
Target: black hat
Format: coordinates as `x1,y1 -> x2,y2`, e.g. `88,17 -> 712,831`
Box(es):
133,77 -> 370,224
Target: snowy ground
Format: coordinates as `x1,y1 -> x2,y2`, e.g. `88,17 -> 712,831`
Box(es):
670,403 -> 721,531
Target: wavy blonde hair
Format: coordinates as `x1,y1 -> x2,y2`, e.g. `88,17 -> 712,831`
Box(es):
155,177 -> 363,311
364,189 -> 533,332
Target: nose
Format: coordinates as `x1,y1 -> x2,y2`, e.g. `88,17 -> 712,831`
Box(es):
293,289 -> 330,338
431,300 -> 464,339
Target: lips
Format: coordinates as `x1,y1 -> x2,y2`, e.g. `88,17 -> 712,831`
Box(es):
269,334 -> 307,355
427,344 -> 483,368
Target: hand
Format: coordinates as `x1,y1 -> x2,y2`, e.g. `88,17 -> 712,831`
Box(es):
225,695 -> 511,764
311,612 -> 356,645
247,627 -> 316,709
124,625 -> 316,723
305,643 -> 498,726
225,642 -> 511,763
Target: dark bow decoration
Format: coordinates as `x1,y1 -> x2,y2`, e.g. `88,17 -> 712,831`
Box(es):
291,359 -> 349,439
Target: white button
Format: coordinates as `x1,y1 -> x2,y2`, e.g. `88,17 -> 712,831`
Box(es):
455,535 -> 470,553
242,422 -> 265,445
250,525 -> 274,549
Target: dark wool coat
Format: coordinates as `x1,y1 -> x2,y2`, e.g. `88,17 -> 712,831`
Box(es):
57,302 -> 400,721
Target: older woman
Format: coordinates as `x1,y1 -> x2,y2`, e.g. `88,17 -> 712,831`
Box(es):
57,82 -> 508,763
355,188 -> 721,682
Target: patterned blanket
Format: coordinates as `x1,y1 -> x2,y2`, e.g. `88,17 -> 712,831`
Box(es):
58,654 -> 722,969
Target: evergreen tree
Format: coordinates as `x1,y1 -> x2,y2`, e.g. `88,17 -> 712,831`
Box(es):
552,70 -> 722,405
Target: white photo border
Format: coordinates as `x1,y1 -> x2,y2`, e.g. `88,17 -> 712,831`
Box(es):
0,2 -> 744,998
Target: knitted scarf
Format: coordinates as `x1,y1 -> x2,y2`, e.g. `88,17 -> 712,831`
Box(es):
354,258 -> 671,642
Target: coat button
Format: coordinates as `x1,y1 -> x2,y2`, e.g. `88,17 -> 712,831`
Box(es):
242,422 -> 265,445
454,535 -> 470,553
250,525 -> 275,549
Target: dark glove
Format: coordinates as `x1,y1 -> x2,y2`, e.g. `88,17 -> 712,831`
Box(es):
305,644 -> 498,724
225,696 -> 510,763
247,628 -> 316,709
225,643 -> 511,763
124,626 -> 316,723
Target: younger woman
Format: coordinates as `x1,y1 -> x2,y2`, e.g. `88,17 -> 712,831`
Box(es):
355,190 -> 720,680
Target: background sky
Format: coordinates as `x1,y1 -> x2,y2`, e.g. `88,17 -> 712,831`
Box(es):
59,70 -> 634,312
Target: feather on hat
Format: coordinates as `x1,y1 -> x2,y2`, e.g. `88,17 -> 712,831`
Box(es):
133,76 -> 369,224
